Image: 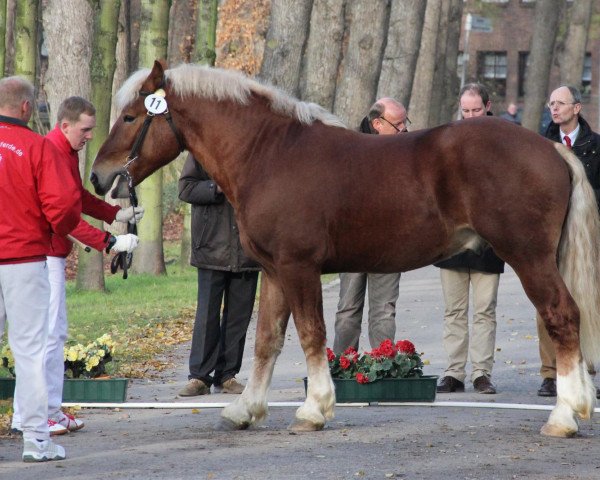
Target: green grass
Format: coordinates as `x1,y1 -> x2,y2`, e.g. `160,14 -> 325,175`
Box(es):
66,264 -> 197,343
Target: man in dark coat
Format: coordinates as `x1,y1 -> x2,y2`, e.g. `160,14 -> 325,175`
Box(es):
435,83 -> 505,396
537,85 -> 600,398
178,154 -> 260,396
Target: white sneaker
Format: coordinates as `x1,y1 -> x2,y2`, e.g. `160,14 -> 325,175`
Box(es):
52,411 -> 84,432
22,439 -> 66,462
48,418 -> 68,436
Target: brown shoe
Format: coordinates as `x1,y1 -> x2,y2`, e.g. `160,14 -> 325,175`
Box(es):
178,378 -> 210,397
436,376 -> 465,393
215,377 -> 245,394
473,375 -> 496,394
537,378 -> 556,397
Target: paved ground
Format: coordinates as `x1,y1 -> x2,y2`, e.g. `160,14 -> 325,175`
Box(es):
1,266 -> 599,479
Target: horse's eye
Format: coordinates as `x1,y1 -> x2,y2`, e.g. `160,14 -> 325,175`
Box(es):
123,115 -> 135,123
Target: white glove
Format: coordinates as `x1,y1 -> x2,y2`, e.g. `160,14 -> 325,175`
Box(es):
110,234 -> 139,253
115,206 -> 145,224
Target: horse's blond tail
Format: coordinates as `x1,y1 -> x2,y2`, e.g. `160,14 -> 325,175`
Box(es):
556,143 -> 600,364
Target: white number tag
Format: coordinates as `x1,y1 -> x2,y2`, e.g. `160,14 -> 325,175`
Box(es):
144,94 -> 168,114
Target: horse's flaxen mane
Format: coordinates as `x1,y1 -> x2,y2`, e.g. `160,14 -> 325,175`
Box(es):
116,64 -> 346,128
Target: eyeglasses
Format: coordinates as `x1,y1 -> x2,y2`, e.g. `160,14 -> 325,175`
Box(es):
379,116 -> 412,132
547,100 -> 578,109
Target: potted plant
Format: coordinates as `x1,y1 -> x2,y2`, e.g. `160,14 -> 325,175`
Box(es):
62,334 -> 128,402
306,339 -> 437,403
1,334 -> 128,402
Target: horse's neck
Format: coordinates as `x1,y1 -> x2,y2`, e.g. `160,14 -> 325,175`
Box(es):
179,96 -> 289,208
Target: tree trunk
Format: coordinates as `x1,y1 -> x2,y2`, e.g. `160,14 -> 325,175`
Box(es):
333,0 -> 388,128
300,0 -> 344,110
4,0 -> 15,76
194,0 -> 217,65
13,0 -> 37,83
132,0 -> 170,275
428,0 -> 451,127
42,0 -> 92,128
408,0 -> 442,130
559,0 -> 592,88
259,0 -> 312,96
168,0 -> 197,66
439,0 -> 463,124
521,0 -> 561,132
376,0 -> 426,108
0,0 -> 7,76
76,0 -> 121,291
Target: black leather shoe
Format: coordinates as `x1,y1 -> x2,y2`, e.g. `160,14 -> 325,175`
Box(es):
473,375 -> 496,394
436,376 -> 465,393
537,378 -> 557,397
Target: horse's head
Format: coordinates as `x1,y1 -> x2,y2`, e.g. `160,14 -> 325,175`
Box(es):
91,60 -> 185,198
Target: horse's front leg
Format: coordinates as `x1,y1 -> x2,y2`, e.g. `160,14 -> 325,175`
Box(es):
221,272 -> 290,429
283,269 -> 335,432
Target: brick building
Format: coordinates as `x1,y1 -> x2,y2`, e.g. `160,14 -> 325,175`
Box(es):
459,0 -> 600,130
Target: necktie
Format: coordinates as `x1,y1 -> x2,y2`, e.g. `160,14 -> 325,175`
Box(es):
564,136 -> 572,149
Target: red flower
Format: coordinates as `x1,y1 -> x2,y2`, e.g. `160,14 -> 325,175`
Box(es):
356,373 -> 370,384
326,347 -> 336,362
378,339 -> 395,358
340,356 -> 351,369
396,340 -> 416,355
343,347 -> 357,356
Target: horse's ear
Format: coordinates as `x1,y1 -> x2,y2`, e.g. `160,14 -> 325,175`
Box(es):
143,60 -> 167,91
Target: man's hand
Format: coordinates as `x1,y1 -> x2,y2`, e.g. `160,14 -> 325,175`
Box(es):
109,234 -> 139,253
115,206 -> 145,224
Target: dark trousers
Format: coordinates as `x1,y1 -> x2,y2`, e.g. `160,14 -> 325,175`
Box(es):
189,268 -> 258,386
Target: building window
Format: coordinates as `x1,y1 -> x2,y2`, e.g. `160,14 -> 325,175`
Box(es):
582,52 -> 592,96
518,51 -> 529,97
477,51 -> 507,97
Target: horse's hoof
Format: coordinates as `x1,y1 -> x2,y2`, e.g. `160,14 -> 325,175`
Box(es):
288,419 -> 324,432
540,422 -> 578,438
218,416 -> 250,431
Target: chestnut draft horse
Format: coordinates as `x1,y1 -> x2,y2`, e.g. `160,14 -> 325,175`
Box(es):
92,61 -> 600,438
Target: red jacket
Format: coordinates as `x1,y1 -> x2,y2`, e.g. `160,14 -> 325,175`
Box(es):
0,116 -> 81,263
46,125 -> 120,257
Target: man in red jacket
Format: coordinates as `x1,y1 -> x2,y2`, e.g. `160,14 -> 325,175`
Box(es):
0,77 -> 81,462
11,96 -> 143,437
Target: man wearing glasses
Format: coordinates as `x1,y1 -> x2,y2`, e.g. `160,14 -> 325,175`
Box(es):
333,97 -> 409,355
537,85 -> 600,399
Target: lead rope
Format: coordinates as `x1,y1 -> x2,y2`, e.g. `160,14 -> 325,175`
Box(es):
110,177 -> 138,279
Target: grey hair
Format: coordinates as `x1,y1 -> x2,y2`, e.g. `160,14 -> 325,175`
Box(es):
0,76 -> 34,110
560,85 -> 582,104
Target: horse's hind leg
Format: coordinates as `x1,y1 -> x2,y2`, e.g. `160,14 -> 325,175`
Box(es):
221,272 -> 290,429
513,261 -> 596,437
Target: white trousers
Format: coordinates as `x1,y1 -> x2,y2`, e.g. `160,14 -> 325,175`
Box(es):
0,261 -> 50,441
13,256 -> 66,428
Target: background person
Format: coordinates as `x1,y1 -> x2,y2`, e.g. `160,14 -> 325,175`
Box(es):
500,102 -> 521,125
0,76 -> 81,462
178,154 -> 260,396
332,97 -> 409,354
11,96 -> 143,436
538,85 -> 600,399
435,83 -> 505,395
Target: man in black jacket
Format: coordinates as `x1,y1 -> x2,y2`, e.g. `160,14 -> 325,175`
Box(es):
178,154 -> 260,396
435,83 -> 505,395
537,85 -> 600,398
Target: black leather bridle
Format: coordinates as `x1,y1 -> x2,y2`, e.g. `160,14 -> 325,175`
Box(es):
111,81 -> 186,279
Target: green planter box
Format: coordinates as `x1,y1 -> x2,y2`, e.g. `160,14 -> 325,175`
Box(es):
304,376 -> 438,403
62,378 -> 129,403
0,377 -> 15,400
